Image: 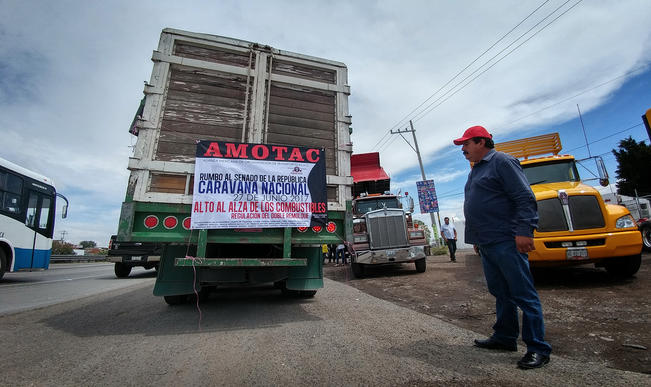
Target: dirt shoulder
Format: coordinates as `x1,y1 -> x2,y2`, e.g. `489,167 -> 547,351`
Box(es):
324,250 -> 651,374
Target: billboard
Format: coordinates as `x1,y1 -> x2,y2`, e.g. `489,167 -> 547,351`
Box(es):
191,141 -> 327,229
416,179 -> 439,213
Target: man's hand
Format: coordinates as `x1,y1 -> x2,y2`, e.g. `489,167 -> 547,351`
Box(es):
515,236 -> 535,253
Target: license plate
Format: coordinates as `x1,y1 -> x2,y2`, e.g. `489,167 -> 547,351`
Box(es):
566,247 -> 588,260
130,256 -> 142,261
386,250 -> 396,257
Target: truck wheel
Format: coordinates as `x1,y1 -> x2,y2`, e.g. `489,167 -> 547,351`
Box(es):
604,254 -> 641,277
164,295 -> 187,305
415,258 -> 427,273
299,290 -> 317,298
0,249 -> 7,281
114,262 -> 132,278
641,224 -> 651,252
351,263 -> 364,278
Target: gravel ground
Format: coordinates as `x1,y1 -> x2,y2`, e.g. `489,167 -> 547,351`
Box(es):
325,250 -> 651,375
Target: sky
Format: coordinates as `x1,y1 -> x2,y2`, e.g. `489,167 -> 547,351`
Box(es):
1,0 -> 650,246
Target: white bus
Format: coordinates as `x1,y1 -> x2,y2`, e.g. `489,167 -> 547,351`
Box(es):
0,157 -> 68,279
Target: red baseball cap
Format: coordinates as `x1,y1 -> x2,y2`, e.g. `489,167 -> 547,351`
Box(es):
453,125 -> 492,145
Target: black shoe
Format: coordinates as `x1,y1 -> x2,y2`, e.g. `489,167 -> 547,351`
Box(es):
517,352 -> 550,369
473,338 -> 517,351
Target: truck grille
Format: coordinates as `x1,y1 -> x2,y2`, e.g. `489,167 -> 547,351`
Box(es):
366,209 -> 409,249
537,194 -> 605,232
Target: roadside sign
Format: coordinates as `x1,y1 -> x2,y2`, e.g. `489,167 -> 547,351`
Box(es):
416,180 -> 439,213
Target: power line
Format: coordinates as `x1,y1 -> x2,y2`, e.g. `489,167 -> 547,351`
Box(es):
412,0 -> 583,123
566,123 -> 643,153
384,0 -> 552,134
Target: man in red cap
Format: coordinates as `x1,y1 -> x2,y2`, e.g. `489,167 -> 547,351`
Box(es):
454,125 -> 551,369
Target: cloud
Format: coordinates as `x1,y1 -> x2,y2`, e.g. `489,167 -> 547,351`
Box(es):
1,0 -> 650,245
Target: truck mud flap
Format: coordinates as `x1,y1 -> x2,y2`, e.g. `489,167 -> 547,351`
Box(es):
286,247 -> 323,291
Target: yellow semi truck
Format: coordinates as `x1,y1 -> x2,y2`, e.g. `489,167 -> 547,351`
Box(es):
495,133 -> 643,276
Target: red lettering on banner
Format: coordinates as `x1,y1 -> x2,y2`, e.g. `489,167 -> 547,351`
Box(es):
203,142 -> 223,157
305,149 -> 320,162
251,144 -> 269,160
271,146 -> 288,160
288,148 -> 304,161
226,143 -> 249,158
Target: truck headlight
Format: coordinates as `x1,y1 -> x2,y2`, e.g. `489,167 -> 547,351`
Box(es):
615,215 -> 636,229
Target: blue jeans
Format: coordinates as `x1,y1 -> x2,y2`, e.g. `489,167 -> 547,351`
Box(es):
479,240 -> 552,356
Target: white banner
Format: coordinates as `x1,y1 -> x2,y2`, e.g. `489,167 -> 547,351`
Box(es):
191,141 -> 327,229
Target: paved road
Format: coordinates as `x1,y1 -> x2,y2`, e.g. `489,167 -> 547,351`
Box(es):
1,277 -> 649,386
0,263 -> 156,316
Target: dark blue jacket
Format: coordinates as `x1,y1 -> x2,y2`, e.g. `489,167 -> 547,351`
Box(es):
463,149 -> 538,245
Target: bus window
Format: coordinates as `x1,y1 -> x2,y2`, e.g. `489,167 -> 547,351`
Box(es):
26,193 -> 38,227
39,197 -> 51,230
0,172 -> 23,213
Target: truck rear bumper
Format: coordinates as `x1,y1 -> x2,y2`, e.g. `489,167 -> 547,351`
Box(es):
355,246 -> 426,265
529,230 -> 642,265
107,255 -> 160,264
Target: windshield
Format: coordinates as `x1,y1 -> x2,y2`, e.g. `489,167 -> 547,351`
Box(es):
522,160 -> 580,185
355,197 -> 401,214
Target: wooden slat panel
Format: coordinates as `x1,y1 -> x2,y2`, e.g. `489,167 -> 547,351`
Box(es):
272,59 -> 336,84
168,77 -> 247,100
161,120 -> 242,138
166,90 -> 244,110
174,42 -> 253,68
269,94 -> 334,114
267,123 -> 334,141
270,84 -> 334,105
170,67 -> 250,92
150,174 -> 186,194
267,114 -> 333,131
327,186 -> 338,202
268,104 -> 334,123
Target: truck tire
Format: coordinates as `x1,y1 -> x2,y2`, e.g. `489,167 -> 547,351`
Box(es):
351,263 -> 364,278
641,223 -> 651,252
415,258 -> 427,273
114,262 -> 132,278
0,249 -> 7,281
604,254 -> 641,277
299,290 -> 317,298
164,295 -> 187,305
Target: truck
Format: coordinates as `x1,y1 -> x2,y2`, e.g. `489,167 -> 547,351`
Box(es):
349,152 -> 427,278
494,133 -> 643,276
112,28 -> 352,304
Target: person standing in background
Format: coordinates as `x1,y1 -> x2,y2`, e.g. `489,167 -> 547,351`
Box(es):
440,217 -> 457,262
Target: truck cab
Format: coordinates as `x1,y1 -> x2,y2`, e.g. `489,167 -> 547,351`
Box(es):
349,153 -> 427,277
496,133 -> 643,276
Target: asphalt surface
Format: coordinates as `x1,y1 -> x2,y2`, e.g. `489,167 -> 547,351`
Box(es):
1,274 -> 649,386
0,263 -> 156,316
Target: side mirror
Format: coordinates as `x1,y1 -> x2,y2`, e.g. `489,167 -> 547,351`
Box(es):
56,193 -> 69,219
595,157 -> 609,187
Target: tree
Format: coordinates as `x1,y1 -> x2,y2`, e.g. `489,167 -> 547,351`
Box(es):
52,240 -> 75,255
79,240 -> 97,249
413,219 -> 432,244
612,137 -> 651,197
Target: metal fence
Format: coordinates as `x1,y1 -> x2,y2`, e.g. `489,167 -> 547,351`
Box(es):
50,255 -> 108,263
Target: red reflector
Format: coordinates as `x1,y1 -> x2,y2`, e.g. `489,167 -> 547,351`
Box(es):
326,221 -> 336,233
312,225 -> 322,233
296,227 -> 308,232
183,217 -> 191,230
163,216 -> 177,229
144,215 -> 158,229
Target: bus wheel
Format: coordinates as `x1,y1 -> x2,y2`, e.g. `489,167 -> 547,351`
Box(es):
114,262 -> 132,278
0,249 -> 6,281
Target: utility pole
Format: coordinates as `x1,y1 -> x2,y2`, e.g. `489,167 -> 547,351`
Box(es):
60,230 -> 67,242
390,120 -> 441,238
